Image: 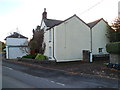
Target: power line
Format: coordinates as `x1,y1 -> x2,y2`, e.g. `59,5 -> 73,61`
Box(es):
80,0 -> 104,15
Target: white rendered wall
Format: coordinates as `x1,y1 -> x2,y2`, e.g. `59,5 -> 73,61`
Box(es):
44,29 -> 54,60
6,38 -> 28,59
54,16 -> 90,62
91,20 -> 110,54
6,38 -> 28,46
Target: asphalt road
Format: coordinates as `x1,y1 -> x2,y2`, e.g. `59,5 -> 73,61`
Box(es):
2,60 -> 120,88
3,66 -> 69,88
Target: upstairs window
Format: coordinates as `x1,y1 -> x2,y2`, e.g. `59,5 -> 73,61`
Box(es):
49,30 -> 52,42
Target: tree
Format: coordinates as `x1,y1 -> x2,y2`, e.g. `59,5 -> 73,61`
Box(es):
109,18 -> 120,42
28,25 -> 45,54
0,41 -> 6,52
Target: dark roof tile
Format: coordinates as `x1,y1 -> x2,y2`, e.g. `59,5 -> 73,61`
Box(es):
87,18 -> 103,28
44,19 -> 62,27
5,32 -> 28,40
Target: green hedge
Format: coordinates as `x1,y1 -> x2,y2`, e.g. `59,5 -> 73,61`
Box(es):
22,54 -> 37,59
35,54 -> 48,60
106,42 -> 120,54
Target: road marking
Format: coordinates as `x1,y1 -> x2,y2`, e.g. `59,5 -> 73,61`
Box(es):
51,80 -> 55,83
50,80 -> 65,86
56,82 -> 65,86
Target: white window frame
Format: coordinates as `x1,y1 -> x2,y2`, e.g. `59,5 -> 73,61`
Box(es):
49,47 -> 52,59
49,30 -> 52,42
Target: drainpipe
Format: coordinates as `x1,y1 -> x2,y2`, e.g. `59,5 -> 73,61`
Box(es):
53,28 -> 57,62
90,28 -> 93,62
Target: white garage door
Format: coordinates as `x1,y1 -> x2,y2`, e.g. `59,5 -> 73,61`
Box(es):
9,47 -> 27,59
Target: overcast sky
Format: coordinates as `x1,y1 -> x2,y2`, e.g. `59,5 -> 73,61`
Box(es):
0,0 -> 119,42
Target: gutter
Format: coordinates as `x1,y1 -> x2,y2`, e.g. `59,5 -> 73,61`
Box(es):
52,28 -> 57,62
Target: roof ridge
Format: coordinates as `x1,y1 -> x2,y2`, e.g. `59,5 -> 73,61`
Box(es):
5,32 -> 28,40
47,14 -> 90,30
87,18 -> 103,28
88,18 -> 103,24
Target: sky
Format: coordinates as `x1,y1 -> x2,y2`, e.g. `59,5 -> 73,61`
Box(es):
0,0 -> 119,42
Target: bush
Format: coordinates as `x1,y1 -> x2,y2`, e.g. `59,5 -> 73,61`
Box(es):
22,54 -> 37,59
35,54 -> 48,60
106,42 -> 120,54
113,64 -> 120,70
107,63 -> 113,68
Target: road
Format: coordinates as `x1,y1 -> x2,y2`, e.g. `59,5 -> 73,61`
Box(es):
3,66 -> 68,88
2,60 -> 120,88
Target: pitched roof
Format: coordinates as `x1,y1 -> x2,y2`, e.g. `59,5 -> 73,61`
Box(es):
47,14 -> 90,30
87,18 -> 103,28
5,32 -> 28,40
44,19 -> 62,27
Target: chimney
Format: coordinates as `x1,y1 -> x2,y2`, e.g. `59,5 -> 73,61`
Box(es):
42,8 -> 47,19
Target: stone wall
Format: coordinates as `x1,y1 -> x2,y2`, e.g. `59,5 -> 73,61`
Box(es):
110,54 -> 120,64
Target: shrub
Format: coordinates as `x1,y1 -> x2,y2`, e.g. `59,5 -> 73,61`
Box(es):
106,42 -> 120,54
107,63 -> 113,68
35,54 -> 48,60
22,54 -> 37,59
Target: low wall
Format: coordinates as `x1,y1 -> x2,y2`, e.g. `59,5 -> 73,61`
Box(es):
18,58 -> 55,64
110,54 -> 120,64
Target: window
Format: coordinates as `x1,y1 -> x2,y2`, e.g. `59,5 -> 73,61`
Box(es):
49,47 -> 52,59
98,48 -> 103,54
49,30 -> 52,42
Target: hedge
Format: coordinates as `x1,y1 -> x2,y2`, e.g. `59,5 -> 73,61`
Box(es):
35,54 -> 48,60
22,54 -> 37,59
106,42 -> 120,54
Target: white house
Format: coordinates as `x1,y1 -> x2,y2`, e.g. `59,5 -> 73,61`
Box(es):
40,9 -> 111,62
5,32 -> 28,59
88,18 -> 110,55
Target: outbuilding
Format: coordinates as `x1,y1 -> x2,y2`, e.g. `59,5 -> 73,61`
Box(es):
5,32 -> 28,59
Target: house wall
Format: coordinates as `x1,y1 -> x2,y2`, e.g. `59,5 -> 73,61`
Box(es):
6,38 -> 28,59
40,20 -> 48,31
6,38 -> 28,46
54,16 -> 90,62
44,28 -> 54,60
7,47 -> 28,59
92,20 -> 110,54
40,20 -> 45,29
